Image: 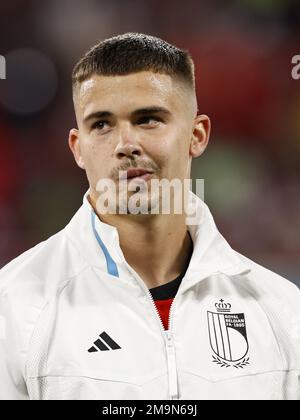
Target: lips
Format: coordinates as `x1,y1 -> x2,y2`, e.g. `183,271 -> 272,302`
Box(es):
121,168 -> 154,180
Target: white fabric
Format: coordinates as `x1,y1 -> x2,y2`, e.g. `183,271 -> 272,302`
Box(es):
0,191 -> 299,400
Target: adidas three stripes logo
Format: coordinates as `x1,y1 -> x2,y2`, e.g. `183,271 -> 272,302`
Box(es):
88,331 -> 121,352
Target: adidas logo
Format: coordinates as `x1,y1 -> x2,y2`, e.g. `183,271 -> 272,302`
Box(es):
88,331 -> 121,352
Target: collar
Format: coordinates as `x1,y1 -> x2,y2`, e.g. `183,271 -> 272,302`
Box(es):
181,191 -> 251,292
65,190 -> 251,289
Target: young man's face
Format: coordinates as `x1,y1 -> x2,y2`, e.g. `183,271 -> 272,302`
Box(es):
69,71 -> 210,214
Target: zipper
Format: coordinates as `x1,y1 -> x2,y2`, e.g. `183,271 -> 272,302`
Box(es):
164,328 -> 178,399
145,286 -> 179,400
126,264 -> 179,400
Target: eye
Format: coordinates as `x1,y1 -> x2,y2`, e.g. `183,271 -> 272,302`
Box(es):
137,116 -> 162,126
91,120 -> 109,131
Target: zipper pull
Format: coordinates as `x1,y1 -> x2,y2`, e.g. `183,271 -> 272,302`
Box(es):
165,330 -> 173,346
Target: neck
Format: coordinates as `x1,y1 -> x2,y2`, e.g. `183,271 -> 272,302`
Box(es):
89,195 -> 193,289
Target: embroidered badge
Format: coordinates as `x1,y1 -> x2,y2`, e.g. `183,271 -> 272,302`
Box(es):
207,299 -> 250,369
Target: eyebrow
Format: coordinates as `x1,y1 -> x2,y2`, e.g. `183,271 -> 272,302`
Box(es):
83,106 -> 171,124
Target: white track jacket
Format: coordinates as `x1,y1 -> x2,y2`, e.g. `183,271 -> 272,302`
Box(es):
0,191 -> 299,400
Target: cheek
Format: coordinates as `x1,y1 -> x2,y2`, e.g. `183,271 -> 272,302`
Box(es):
169,131 -> 191,176
147,139 -> 172,171
154,126 -> 189,163
82,135 -> 113,161
80,139 -> 112,182
151,139 -> 187,178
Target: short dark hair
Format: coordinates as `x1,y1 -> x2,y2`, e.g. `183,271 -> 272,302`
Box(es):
72,33 -> 195,93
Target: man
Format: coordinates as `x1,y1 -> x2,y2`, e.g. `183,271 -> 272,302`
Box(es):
0,33 -> 299,400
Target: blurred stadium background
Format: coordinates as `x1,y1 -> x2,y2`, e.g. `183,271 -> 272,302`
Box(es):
0,0 -> 299,286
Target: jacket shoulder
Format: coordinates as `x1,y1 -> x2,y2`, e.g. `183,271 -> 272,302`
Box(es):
0,227 -> 88,302
0,216 -> 90,389
237,252 -> 300,306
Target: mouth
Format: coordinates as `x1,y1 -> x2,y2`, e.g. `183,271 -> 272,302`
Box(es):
119,168 -> 154,182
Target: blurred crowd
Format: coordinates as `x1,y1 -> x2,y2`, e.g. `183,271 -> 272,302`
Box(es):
0,0 -> 299,285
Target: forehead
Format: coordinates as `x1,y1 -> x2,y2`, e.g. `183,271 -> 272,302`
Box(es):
75,71 -> 187,117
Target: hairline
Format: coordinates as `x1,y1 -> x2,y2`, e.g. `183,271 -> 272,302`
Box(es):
72,69 -> 196,104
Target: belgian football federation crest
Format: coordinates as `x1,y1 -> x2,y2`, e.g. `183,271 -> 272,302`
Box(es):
207,299 -> 250,369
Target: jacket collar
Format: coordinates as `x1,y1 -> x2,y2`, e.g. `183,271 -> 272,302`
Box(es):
180,191 -> 251,292
65,190 -> 251,289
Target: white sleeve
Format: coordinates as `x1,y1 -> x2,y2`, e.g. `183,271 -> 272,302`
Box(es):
0,295 -> 29,400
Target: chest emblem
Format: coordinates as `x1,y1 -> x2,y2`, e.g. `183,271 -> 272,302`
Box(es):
207,299 -> 250,369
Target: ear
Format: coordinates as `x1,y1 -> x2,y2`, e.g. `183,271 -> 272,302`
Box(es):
189,114 -> 211,158
68,128 -> 85,169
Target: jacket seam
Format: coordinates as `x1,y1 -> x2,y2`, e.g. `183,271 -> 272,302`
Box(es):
180,368 -> 300,383
24,263 -> 92,389
27,374 -> 147,387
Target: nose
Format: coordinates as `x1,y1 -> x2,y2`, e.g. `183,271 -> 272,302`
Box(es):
114,123 -> 142,159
